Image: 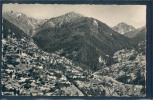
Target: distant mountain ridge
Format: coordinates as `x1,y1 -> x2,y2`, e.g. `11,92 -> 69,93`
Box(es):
124,26 -> 146,38
2,11 -> 46,36
131,27 -> 146,45
123,26 -> 146,47
112,22 -> 136,34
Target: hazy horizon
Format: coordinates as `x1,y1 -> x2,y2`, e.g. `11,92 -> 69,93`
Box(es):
3,4 -> 146,28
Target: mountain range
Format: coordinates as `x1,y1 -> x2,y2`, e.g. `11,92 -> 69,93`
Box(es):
32,12 -> 135,71
2,10 -> 46,36
2,10 -> 146,96
2,11 -> 146,71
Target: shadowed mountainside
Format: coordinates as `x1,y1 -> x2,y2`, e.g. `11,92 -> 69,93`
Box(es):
33,12 -> 134,71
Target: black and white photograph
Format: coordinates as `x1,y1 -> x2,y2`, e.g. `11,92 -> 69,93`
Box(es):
1,4 -> 146,96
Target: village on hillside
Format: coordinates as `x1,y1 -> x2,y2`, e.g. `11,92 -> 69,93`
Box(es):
1,31 -> 146,96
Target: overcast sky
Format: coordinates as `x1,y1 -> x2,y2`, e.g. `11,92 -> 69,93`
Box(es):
3,4 -> 146,28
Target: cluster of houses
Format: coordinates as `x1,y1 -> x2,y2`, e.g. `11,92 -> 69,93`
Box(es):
1,30 -> 145,96
1,33 -> 91,96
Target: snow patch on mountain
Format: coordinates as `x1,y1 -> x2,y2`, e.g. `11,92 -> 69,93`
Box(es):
93,20 -> 98,26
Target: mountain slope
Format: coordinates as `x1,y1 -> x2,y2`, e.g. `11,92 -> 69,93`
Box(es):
2,21 -> 86,96
2,11 -> 46,36
37,12 -> 83,32
124,26 -> 146,38
33,12 -> 133,71
124,26 -> 146,54
132,27 -> 146,45
2,11 -> 146,97
112,22 -> 135,34
95,48 -> 146,86
2,18 -> 29,39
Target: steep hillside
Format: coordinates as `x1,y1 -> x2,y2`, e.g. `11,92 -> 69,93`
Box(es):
33,12 -> 133,71
2,19 -> 86,96
2,18 -> 29,39
95,48 -> 146,86
132,27 -> 146,45
93,47 -> 146,96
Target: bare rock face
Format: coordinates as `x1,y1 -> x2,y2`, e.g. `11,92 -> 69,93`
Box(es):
112,22 -> 136,34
